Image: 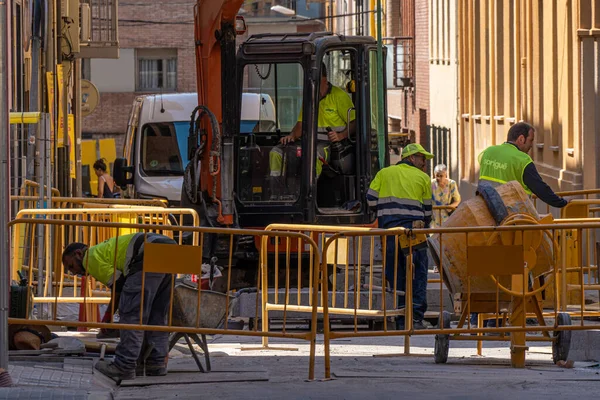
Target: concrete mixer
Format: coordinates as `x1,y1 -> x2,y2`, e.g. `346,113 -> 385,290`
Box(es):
427,181 -> 571,367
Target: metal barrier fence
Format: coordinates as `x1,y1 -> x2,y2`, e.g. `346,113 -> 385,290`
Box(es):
11,207 -> 200,315
260,224 -> 376,349
555,199 -> 600,309
11,196 -> 168,214
8,218 -> 321,380
319,218 -> 600,378
9,214 -> 600,379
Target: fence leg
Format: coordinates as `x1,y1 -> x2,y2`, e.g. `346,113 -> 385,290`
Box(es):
509,277 -> 528,368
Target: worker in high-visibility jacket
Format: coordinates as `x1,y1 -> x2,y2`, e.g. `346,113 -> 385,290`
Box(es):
367,143 -> 434,330
478,121 -> 567,208
62,233 -> 175,381
268,62 -> 355,199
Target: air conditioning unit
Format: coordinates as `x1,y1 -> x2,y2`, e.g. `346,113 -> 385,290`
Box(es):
80,3 -> 91,43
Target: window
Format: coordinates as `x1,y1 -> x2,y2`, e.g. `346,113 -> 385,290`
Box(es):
238,62 -> 304,203
140,122 -> 188,177
136,49 -> 177,92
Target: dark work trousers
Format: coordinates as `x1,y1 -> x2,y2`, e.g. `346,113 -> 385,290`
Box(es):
384,235 -> 429,325
113,268 -> 172,371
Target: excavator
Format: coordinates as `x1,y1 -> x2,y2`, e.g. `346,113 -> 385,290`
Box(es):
117,0 -> 390,287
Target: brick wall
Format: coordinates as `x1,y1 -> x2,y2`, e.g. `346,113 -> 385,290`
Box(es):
83,0 -> 197,138
385,0 -> 429,146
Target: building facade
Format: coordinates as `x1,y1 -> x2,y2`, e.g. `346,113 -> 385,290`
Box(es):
456,0 -> 600,199
82,0 -> 198,150
83,0 -> 324,154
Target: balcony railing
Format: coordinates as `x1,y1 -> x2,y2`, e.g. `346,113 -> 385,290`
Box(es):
383,36 -> 414,88
79,0 -> 119,59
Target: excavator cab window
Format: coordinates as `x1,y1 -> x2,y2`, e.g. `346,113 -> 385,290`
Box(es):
236,62 -> 304,203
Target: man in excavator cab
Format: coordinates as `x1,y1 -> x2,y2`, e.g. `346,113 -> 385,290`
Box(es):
268,62 -> 356,201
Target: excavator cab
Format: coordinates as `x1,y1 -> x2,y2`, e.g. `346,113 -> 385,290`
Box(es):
235,32 -> 388,227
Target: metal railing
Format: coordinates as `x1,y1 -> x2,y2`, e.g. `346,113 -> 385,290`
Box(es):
383,36 -> 415,88
8,217 -> 321,380
79,0 -> 119,58
318,218 -> 600,377
11,207 -> 200,299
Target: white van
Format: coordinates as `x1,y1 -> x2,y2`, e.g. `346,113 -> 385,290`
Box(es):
116,92 -> 276,205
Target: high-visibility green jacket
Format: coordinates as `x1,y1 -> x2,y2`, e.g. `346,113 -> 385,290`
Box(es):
298,84 -> 356,140
82,233 -> 138,287
478,142 -> 533,194
367,162 -> 433,227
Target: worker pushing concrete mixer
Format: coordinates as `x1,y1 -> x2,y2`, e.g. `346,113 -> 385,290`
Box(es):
367,143 -> 434,330
478,121 -> 568,208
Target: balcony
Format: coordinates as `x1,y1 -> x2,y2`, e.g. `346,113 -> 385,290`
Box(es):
79,0 -> 119,59
383,36 -> 414,88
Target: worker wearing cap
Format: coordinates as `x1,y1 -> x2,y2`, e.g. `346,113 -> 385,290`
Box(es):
478,121 -> 567,208
62,233 -> 175,381
268,63 -> 356,198
367,143 -> 434,330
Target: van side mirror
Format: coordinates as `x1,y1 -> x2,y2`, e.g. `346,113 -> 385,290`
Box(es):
114,157 -> 134,188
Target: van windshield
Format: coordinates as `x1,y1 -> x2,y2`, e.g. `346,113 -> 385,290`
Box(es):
140,122 -> 188,176
141,115 -> 269,177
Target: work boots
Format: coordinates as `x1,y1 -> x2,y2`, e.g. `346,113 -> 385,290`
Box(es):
136,363 -> 167,377
94,360 -> 135,381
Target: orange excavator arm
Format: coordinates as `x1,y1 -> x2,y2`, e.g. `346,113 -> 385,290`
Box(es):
192,0 -> 245,226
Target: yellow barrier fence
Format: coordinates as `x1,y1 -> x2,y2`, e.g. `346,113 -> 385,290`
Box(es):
11,207 -> 200,312
8,218 -> 322,380
11,196 -> 168,213
319,218 -> 600,378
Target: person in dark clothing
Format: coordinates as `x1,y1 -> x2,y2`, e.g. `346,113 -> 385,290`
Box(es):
478,122 -> 568,208
94,158 -> 119,198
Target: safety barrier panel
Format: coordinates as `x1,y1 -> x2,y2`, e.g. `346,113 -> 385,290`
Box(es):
260,224 -> 376,348
11,207 -> 200,315
319,218 -> 600,377
8,218 -> 321,380
9,215 -> 600,379
11,196 -> 168,214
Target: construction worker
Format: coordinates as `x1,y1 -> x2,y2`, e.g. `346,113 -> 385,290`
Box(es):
475,122 -> 567,328
268,62 -> 356,199
62,233 -> 175,381
367,143 -> 434,330
478,121 -> 568,208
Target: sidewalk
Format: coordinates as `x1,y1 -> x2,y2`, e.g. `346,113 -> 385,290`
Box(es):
3,329 -> 600,399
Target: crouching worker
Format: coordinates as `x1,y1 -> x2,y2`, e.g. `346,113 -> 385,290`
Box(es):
62,233 -> 176,381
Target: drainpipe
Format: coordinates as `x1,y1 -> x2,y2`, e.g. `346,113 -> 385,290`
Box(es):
376,0 -> 385,168
0,0 -> 12,371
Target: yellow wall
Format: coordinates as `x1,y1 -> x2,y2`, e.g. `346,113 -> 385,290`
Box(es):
458,0 -> 595,197
81,138 -> 117,196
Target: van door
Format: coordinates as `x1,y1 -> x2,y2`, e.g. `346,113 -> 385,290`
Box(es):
121,97 -> 144,198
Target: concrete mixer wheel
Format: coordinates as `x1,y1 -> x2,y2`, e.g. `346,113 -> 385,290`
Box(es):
434,311 -> 452,364
552,312 -> 572,364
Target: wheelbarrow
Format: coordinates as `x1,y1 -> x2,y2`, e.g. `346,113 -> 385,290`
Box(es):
168,280 -> 237,373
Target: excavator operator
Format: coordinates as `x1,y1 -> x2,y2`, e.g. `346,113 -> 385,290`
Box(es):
268,62 -> 356,200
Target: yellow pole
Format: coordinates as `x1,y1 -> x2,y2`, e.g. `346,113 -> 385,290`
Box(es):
9,112 -> 42,124
370,0 -> 376,37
